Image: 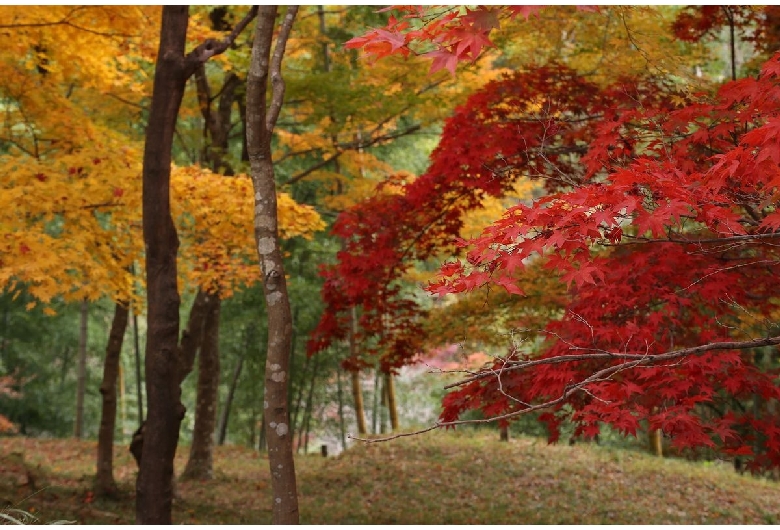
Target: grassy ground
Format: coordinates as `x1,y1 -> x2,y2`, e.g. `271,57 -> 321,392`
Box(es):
1,430 -> 779,524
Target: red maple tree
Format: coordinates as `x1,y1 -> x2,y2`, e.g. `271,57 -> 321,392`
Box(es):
318,6 -> 780,471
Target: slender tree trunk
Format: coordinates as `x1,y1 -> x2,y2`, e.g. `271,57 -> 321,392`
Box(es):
258,411 -> 267,451
499,424 -> 509,442
247,6 -> 299,523
95,302 -> 129,498
385,372 -> 399,432
297,354 -> 320,454
131,303 -> 144,426
336,369 -> 347,451
291,354 -> 310,437
182,295 -> 221,481
137,6 -> 256,520
350,309 -> 367,435
380,375 -> 388,434
372,369 -> 380,435
75,299 -> 88,439
119,361 -> 127,441
217,351 -> 245,445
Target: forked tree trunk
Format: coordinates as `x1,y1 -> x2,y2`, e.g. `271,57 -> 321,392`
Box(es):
246,5 -> 300,524
181,295 -> 221,481
95,302 -> 129,498
75,299 -> 88,439
137,6 -> 256,523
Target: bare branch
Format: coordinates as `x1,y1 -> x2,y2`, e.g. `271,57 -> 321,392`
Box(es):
445,333 -> 780,390
284,124 -> 421,185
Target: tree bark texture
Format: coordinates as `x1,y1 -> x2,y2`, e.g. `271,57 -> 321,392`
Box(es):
182,295 -> 221,481
137,5 -> 257,518
75,299 -> 88,439
95,302 -> 129,498
246,5 -> 300,524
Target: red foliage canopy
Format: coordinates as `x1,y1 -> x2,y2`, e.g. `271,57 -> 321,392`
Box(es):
319,6 -> 780,469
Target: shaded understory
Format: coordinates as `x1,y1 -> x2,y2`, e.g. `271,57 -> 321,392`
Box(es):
1,431 -> 779,524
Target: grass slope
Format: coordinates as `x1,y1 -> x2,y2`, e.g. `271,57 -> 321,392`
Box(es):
1,430 -> 779,524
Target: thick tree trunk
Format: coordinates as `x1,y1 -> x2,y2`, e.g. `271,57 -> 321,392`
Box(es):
74,299 -> 88,439
95,302 -> 129,498
499,424 -> 509,442
182,295 -> 221,481
138,7 -> 189,522
136,5 -> 256,516
246,6 -> 299,524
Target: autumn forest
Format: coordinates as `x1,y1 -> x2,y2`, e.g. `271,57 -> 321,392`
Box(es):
3,5 -> 780,525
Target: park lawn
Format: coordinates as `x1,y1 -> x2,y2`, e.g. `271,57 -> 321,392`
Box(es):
1,430 -> 779,524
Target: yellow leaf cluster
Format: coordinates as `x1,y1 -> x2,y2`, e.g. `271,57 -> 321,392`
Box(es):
172,165 -> 324,298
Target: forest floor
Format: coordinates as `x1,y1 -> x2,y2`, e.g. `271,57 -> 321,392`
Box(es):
1,430 -> 779,524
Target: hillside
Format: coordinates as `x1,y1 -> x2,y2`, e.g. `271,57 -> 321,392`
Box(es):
1,431 -> 779,524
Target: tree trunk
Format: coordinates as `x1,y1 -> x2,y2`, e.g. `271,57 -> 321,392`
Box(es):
246,6 -> 300,524
336,369 -> 347,451
181,295 -> 221,481
291,354 -> 310,437
349,309 -> 367,435
131,301 -> 144,426
297,354 -> 320,454
385,372 -> 399,432
649,428 -> 663,457
95,302 -> 129,498
138,5 -> 257,521
372,369 -> 381,434
217,351 -> 245,446
499,424 -> 509,442
74,299 -> 88,439
138,6 -> 188,519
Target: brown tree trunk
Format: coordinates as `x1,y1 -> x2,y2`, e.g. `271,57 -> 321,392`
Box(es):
246,6 -> 300,524
336,369 -> 347,451
138,6 -> 257,522
499,424 -> 509,442
95,302 -> 129,498
75,299 -> 88,439
385,372 -> 399,432
181,295 -> 221,481
217,351 -> 245,445
349,310 -> 367,435
138,7 -> 189,519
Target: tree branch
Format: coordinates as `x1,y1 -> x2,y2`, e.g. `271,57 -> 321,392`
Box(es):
266,6 -> 299,134
184,6 -> 258,68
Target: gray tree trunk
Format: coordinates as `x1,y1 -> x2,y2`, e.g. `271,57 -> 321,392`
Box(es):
246,6 -> 300,524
